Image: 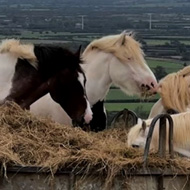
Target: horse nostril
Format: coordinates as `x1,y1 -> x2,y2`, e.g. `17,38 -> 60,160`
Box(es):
146,85 -> 150,90
151,82 -> 154,88
132,144 -> 139,148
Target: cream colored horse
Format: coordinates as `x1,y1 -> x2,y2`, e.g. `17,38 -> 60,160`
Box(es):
149,66 -> 190,119
31,31 -> 158,126
128,112 -> 190,157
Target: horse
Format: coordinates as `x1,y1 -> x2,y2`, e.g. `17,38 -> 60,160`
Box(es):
31,31 -> 158,131
0,39 -> 92,126
127,112 -> 190,157
148,66 -> 190,119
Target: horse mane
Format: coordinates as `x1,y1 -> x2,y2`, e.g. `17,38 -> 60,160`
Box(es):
33,45 -> 83,73
0,39 -> 36,61
158,66 -> 190,112
0,39 -> 83,73
0,39 -> 37,69
82,31 -> 145,65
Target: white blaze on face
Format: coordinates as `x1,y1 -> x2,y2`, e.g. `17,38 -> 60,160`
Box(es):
84,100 -> 93,124
78,72 -> 93,124
127,119 -> 147,148
109,55 -> 158,97
77,72 -> 85,88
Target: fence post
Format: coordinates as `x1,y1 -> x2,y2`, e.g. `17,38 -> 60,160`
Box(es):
111,108 -> 138,129
143,114 -> 174,168
158,117 -> 166,157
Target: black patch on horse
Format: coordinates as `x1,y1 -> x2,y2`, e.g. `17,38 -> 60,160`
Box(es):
90,100 -> 107,132
34,45 -> 83,79
167,109 -> 179,115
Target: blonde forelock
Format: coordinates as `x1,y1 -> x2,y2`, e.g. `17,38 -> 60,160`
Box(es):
82,32 -> 145,65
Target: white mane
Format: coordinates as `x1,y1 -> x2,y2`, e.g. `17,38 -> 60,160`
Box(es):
82,32 -> 145,66
159,66 -> 190,112
149,66 -> 190,118
0,39 -> 37,69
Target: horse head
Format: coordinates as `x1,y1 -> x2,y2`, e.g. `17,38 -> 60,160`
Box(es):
47,47 -> 92,126
83,31 -> 158,99
127,119 -> 149,148
108,31 -> 158,98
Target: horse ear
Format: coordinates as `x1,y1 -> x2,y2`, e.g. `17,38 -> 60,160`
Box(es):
75,45 -> 82,58
118,31 -> 126,45
128,31 -> 133,37
142,121 -> 146,131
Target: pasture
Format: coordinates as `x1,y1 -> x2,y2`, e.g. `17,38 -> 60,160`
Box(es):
105,102 -> 154,112
147,58 -> 183,73
145,39 -> 190,46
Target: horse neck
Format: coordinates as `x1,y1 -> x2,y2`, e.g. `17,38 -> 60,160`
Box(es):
148,99 -> 165,119
82,51 -> 112,106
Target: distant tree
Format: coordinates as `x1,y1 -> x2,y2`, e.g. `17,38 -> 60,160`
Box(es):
170,40 -> 187,54
164,42 -> 170,46
181,52 -> 190,61
178,43 -> 187,54
154,66 -> 167,80
170,40 -> 180,46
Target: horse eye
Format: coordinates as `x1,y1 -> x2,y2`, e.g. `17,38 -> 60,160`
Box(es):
128,57 -> 131,60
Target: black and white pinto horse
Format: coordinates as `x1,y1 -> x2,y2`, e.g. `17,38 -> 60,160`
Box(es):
31,31 -> 158,131
0,39 -> 92,126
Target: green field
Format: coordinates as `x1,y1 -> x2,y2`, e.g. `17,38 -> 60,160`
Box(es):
106,88 -> 160,100
145,39 -> 170,46
105,102 -> 154,112
147,58 -> 183,73
146,39 -> 190,46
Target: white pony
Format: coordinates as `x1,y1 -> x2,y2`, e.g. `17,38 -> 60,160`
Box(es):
31,31 -> 158,127
128,112 -> 190,157
148,66 -> 190,119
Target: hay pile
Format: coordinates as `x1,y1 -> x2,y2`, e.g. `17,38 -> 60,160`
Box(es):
0,103 -> 190,186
